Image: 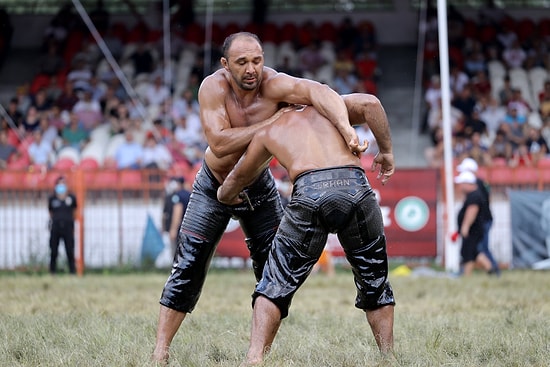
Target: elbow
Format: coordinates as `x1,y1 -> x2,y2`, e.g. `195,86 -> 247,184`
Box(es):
208,142 -> 227,158
361,94 -> 382,110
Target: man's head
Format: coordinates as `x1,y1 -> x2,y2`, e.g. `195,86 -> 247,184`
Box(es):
457,157 -> 478,174
55,176 -> 68,196
454,171 -> 477,192
220,32 -> 264,91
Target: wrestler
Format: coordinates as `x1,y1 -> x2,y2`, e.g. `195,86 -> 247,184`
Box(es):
152,32 -> 393,362
217,105 -> 395,365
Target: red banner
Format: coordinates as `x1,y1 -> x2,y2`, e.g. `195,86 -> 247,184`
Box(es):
216,168 -> 439,259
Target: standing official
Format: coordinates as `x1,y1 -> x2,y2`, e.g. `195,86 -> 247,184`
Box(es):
167,177 -> 191,257
48,176 -> 77,274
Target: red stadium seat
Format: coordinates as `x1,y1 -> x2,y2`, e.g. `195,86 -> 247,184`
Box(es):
318,22 -> 337,43
184,22 -> 205,45
53,157 -> 77,171
79,157 -> 100,170
511,166 -> 540,187
261,22 -> 279,44
516,18 -> 536,43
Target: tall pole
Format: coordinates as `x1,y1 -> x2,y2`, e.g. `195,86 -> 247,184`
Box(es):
203,0 -> 214,78
163,0 -> 172,127
437,0 -> 459,272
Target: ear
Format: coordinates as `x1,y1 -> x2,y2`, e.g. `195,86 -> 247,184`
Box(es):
220,57 -> 229,70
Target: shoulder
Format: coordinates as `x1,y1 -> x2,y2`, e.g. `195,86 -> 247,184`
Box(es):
198,69 -> 229,98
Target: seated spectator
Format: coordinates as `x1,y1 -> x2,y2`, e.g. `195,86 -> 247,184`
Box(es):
452,85 -> 477,120
453,132 -> 473,161
424,125 -> 444,168
142,133 -> 173,170
496,23 -> 518,50
498,76 -> 514,106
14,84 -> 32,116
165,127 -> 191,165
449,63 -> 469,96
525,126 -> 549,166
539,81 -> 550,120
149,118 -> 171,144
62,112 -> 89,151
72,88 -> 102,131
27,129 -> 53,167
297,40 -> 327,80
507,88 -> 532,119
48,106 -> 69,131
67,59 -> 93,92
114,129 -> 143,169
144,73 -> 170,109
428,97 -> 465,136
55,80 -> 79,112
470,70 -> 491,100
477,94 -> 506,135
31,88 -> 53,113
174,109 -> 204,149
488,128 -> 514,163
172,88 -> 200,120
509,143 -> 532,167
502,39 -> 527,69
463,108 -> 489,140
37,41 -> 64,77
0,129 -> 16,169
332,62 -> 359,95
524,38 -> 548,70
463,42 -> 487,77
129,42 -> 154,76
465,131 -> 492,167
275,55 -> 300,77
44,75 -> 63,102
38,114 -> 60,149
4,97 -> 23,128
22,106 -> 41,133
500,118 -> 527,151
422,75 -> 442,133
102,28 -> 123,61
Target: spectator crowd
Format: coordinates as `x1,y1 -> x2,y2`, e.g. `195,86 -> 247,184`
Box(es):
422,4 -> 550,169
0,5 -> 381,181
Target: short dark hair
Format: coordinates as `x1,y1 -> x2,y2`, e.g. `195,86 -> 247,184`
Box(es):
221,32 -> 262,60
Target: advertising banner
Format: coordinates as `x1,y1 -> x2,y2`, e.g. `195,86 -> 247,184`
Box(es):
509,190 -> 550,269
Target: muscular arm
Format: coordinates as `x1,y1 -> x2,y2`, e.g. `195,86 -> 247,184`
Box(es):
217,131 -> 273,205
343,93 -> 395,184
264,72 -> 365,154
198,74 -> 286,158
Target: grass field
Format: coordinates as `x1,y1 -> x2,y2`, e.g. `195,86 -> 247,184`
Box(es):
1,267 -> 550,367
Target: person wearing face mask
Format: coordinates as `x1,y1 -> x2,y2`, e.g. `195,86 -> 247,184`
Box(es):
48,176 -> 77,274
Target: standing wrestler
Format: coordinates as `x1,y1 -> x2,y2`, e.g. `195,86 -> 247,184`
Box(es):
217,105 -> 395,365
152,32 -> 392,362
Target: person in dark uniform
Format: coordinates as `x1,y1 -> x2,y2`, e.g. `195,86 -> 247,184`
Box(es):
454,171 -> 493,276
165,176 -> 191,257
48,176 -> 77,274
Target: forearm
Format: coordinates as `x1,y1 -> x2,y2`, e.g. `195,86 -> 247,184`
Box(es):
217,173 -> 251,204
348,94 -> 393,154
365,102 -> 393,154
311,85 -> 354,140
209,110 -> 284,158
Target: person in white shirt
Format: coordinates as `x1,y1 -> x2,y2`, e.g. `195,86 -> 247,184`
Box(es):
142,133 -> 173,171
